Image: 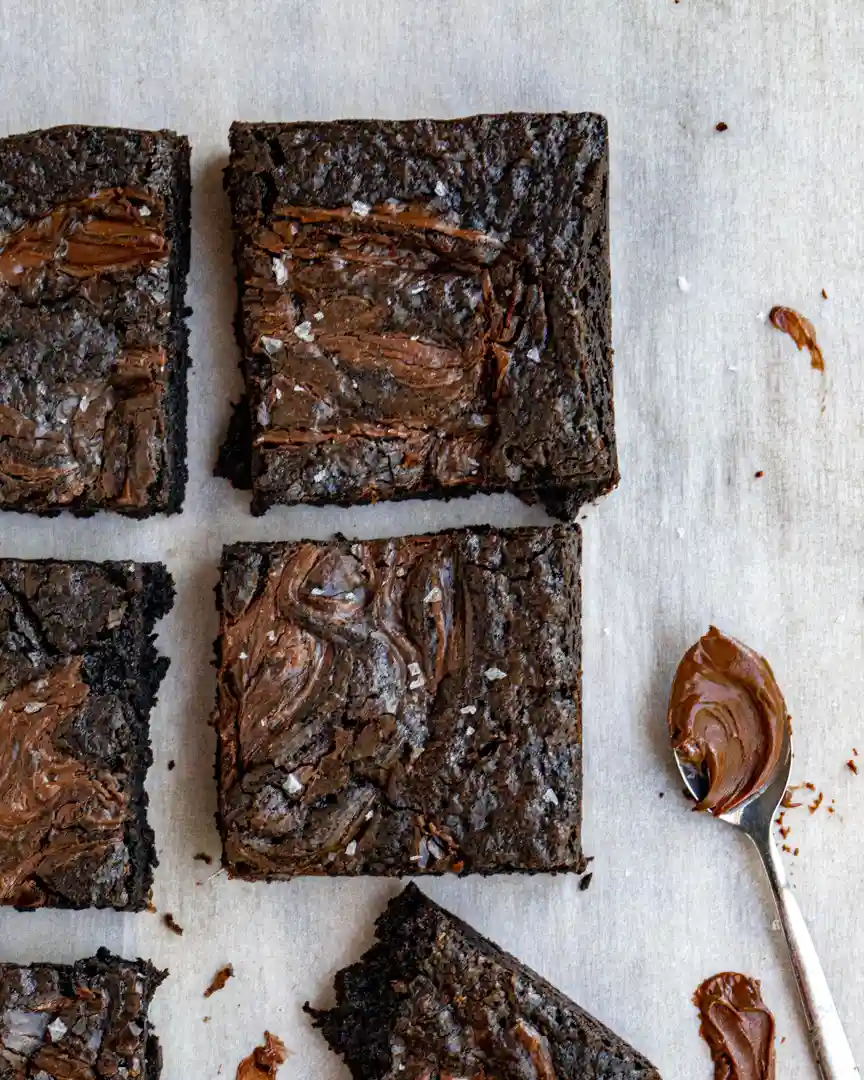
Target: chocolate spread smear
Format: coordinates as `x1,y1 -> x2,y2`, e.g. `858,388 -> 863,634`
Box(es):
694,972 -> 776,1080
668,627 -> 788,815
769,306 -> 824,372
236,1033 -> 288,1080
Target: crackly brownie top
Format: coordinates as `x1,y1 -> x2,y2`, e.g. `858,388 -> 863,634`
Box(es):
309,884 -> 662,1080
0,126 -> 186,512
226,114 -> 612,507
0,949 -> 165,1080
215,527 -> 582,876
0,559 -> 172,908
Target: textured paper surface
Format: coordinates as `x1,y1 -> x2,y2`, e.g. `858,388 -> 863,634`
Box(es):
1,2 -> 863,1078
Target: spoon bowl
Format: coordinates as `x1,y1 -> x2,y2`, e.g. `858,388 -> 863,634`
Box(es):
673,716 -> 794,838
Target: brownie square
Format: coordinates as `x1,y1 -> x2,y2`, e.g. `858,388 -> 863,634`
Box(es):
0,559 -> 173,909
219,114 -> 616,519
0,125 -> 191,516
0,949 -> 166,1080
307,884 -> 662,1080
213,525 -> 582,877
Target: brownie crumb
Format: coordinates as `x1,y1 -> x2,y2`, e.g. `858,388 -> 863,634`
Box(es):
808,792 -> 824,814
203,1017 -> 211,1023
658,792 -> 665,798
204,964 -> 235,998
146,902 -> 157,914
236,1032 -> 288,1080
194,852 -> 214,864
821,288 -> 828,299
163,912 -> 184,936
168,760 -> 176,771
754,470 -> 764,478
847,759 -> 859,775
579,872 -> 594,892
715,121 -> 728,132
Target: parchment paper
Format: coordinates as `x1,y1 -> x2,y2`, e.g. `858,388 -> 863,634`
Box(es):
1,2 -> 863,1077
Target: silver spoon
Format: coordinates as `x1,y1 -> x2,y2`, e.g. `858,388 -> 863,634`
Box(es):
675,722 -> 859,1080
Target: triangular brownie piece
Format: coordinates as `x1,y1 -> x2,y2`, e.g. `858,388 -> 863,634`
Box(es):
307,884 -> 661,1080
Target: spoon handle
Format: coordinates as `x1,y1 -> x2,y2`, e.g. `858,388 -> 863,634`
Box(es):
752,830 -> 859,1080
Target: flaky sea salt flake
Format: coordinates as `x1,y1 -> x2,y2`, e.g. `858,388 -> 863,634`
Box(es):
351,200 -> 371,217
47,1019 -> 67,1042
424,587 -> 442,604
294,321 -> 315,343
483,666 -> 507,682
460,705 -> 477,715
272,258 -> 289,286
260,336 -> 283,355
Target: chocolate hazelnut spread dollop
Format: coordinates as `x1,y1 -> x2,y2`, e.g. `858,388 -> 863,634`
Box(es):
236,1032 -> 287,1080
668,627 -> 788,815
693,972 -> 776,1080
768,305 -> 824,373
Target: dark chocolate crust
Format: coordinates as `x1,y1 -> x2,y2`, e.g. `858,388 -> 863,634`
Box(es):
0,559 -> 174,910
0,125 -> 191,516
219,114 -> 615,519
213,525 -> 582,877
307,883 -> 662,1080
0,948 -> 166,1080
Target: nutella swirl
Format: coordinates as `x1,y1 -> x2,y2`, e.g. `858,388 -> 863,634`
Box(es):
0,187 -> 167,288
694,973 -> 776,1080
668,628 -> 788,815
0,659 -> 128,904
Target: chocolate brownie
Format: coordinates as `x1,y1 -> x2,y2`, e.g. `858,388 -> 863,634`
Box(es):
307,884 -> 662,1080
213,525 -> 583,877
218,114 -> 615,519
0,559 -> 173,909
0,125 -> 191,515
0,948 -> 166,1080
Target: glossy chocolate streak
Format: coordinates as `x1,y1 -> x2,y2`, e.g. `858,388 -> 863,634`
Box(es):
243,200 -> 533,493
694,973 -> 776,1080
0,187 -> 167,287
0,658 -> 128,905
668,627 -> 787,815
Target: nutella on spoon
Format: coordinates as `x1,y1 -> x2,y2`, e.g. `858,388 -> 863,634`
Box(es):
668,626 -> 788,814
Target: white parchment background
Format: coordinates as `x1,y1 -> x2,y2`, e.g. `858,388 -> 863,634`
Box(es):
1,2 -> 863,1078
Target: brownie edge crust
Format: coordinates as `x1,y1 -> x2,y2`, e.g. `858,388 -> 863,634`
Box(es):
0,125 -> 192,516
213,525 -> 583,878
219,113 -> 616,519
307,884 -> 662,1080
0,948 -> 166,1080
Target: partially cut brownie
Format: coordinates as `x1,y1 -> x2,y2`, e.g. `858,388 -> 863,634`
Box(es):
0,949 -> 166,1080
0,559 -> 173,909
219,114 -> 615,519
307,884 -> 662,1080
0,125 -> 191,515
213,525 -> 582,877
